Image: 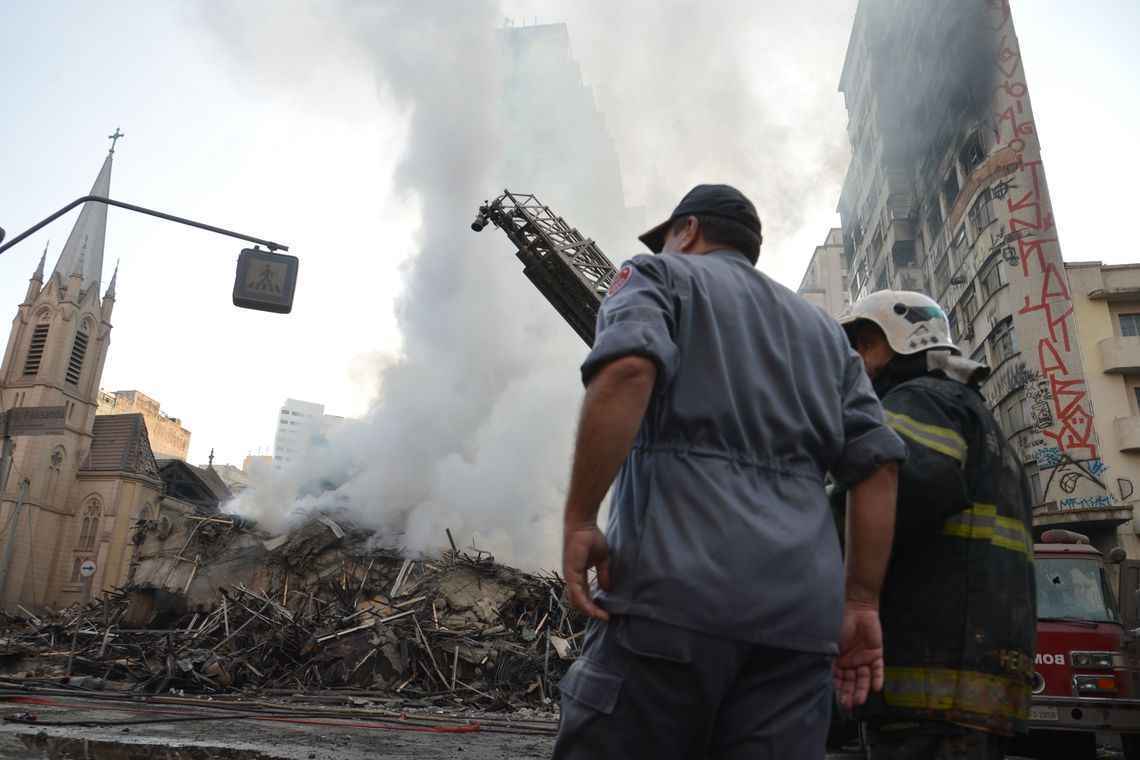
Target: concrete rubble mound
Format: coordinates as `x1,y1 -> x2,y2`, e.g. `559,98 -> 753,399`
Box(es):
0,507 -> 585,713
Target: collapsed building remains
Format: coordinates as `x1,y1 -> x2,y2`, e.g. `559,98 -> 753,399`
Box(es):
0,504 -> 585,712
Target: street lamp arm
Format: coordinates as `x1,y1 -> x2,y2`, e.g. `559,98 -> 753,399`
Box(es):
0,195 -> 289,256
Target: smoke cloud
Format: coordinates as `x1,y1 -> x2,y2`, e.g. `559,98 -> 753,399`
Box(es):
200,0 -> 856,570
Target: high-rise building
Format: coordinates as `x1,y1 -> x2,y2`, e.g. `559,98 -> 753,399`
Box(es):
97,389 -> 190,460
798,228 -> 850,319
498,23 -> 641,250
272,399 -> 343,471
836,0 -> 1135,553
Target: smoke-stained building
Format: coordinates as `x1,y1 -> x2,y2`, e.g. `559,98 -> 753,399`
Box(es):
798,228 -> 850,319
836,0 -> 1136,553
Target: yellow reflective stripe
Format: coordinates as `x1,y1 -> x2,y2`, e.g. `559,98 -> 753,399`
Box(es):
884,410 -> 967,463
994,515 -> 1033,555
942,504 -> 1031,556
884,666 -> 1030,719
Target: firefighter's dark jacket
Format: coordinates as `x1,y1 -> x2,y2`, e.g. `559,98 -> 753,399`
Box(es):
837,355 -> 1037,736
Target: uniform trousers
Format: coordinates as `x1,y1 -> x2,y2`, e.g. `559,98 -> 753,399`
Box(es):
552,615 -> 832,760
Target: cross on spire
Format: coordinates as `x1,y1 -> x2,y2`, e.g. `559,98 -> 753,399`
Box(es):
108,127 -> 124,154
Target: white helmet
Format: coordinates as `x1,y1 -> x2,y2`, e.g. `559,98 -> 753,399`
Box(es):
839,290 -> 960,356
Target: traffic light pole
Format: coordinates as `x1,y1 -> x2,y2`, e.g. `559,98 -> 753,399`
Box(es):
0,194 -> 289,256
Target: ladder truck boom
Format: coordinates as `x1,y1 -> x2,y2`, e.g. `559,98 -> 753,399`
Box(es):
471,190 -> 619,346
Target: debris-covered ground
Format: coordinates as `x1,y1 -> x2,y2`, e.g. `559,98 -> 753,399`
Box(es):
0,508 -> 585,714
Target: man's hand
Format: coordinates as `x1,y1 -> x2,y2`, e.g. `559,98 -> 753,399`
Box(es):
563,524 -> 613,621
834,600 -> 884,709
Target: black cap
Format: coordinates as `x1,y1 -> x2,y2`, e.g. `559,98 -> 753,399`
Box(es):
638,184 -> 763,255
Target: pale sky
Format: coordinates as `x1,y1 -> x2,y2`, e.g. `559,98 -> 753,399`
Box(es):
1,1 -> 1137,468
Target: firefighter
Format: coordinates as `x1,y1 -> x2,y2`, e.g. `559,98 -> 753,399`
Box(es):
552,184 -> 906,759
839,290 -> 1037,760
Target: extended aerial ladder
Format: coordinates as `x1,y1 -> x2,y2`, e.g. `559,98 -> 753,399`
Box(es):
471,190 -> 619,346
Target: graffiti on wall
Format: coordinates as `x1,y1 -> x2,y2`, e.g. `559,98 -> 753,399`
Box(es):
986,0 -> 1111,513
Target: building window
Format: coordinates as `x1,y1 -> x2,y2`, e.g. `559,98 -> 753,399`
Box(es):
959,133 -> 985,174
66,328 -> 89,385
23,324 -> 50,376
78,497 -> 101,550
1001,395 -> 1026,434
968,188 -> 995,231
951,225 -> 967,256
980,260 -> 1006,300
1133,387 -> 1140,414
1120,313 -> 1140,337
948,310 -> 960,341
1025,463 -> 1043,506
990,317 -> 1018,364
971,343 -> 988,366
933,253 -> 950,296
927,202 -> 944,240
943,171 -> 960,208
961,291 -> 977,324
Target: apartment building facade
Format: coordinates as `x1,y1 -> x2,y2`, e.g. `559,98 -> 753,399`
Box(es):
837,0 -> 1135,553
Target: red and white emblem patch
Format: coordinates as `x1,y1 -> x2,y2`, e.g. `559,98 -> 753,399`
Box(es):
607,265 -> 633,297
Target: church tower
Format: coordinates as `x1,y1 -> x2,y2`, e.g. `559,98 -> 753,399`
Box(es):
0,143 -> 130,606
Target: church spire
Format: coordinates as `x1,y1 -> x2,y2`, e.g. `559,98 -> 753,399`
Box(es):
51,136 -> 117,294
32,241 -> 47,281
105,260 -> 119,300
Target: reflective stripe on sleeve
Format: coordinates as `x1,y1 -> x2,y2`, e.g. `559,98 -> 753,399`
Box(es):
884,410 -> 967,463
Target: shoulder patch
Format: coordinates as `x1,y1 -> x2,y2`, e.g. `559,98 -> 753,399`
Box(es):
607,265 -> 633,297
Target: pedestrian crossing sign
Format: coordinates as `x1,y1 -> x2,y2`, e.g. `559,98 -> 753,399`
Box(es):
233,248 -> 298,314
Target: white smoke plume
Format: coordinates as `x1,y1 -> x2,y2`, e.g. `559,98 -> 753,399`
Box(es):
200,0 -> 856,570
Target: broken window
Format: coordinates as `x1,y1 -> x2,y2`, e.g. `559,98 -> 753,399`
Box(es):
23,324 -> 50,376
990,316 -> 1017,364
959,132 -> 985,174
933,252 -> 950,296
961,291 -> 977,324
1036,558 -> 1120,623
927,202 -> 944,240
969,188 -> 996,231
943,170 -> 960,208
980,260 -> 1005,300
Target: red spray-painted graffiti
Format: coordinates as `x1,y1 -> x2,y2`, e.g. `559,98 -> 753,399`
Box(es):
987,0 -> 1104,486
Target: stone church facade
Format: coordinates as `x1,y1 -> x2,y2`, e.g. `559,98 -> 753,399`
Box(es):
0,147 -> 163,611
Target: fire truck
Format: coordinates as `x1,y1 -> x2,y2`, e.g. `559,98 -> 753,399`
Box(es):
1018,528 -> 1140,759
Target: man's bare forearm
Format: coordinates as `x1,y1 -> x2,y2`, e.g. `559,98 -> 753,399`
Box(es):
564,356 -> 657,528
844,462 -> 898,606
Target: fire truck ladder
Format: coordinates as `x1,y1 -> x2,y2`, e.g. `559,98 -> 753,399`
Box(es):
471,190 -> 618,346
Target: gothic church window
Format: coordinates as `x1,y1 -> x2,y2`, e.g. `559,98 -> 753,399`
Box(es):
78,497 -> 101,550
23,325 -> 50,376
66,323 -> 91,385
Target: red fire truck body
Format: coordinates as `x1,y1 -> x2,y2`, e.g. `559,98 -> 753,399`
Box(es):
1027,530 -> 1140,757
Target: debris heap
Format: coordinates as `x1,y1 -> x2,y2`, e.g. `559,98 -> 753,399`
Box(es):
0,513 -> 585,712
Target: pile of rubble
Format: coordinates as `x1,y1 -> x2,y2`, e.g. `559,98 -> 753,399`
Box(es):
0,512 -> 585,712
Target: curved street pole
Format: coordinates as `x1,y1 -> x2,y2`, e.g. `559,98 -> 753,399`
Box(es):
0,195 -> 289,256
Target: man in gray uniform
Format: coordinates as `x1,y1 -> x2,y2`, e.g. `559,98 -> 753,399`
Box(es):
553,184 -> 906,759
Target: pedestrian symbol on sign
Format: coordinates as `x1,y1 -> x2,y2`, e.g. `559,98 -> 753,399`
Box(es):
250,264 -> 282,294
